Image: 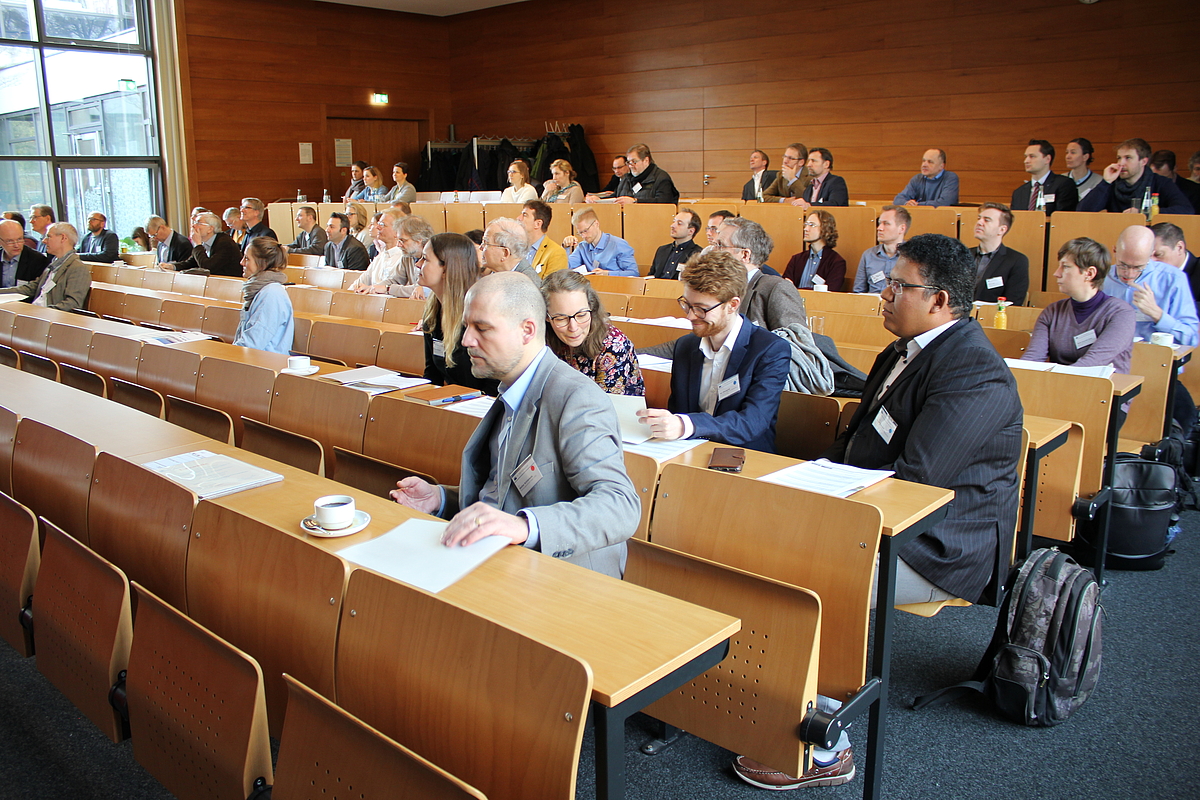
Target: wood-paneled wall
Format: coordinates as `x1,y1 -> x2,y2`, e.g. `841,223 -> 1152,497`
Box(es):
444,0 -> 1199,204
176,0 -> 451,215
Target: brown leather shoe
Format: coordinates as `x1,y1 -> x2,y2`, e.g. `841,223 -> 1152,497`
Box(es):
732,748 -> 855,790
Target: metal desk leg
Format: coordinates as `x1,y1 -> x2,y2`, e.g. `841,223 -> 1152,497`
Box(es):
864,534 -> 901,800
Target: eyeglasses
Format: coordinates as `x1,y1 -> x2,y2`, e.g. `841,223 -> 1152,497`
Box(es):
577,221 -> 598,237
677,296 -> 725,317
781,154 -> 801,163
803,220 -> 817,228
0,238 -> 23,246
1114,262 -> 1146,276
885,278 -> 942,296
480,238 -> 506,251
549,309 -> 592,328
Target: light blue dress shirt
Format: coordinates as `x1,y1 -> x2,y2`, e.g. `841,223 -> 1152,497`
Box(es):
1102,260 -> 1199,346
567,233 -> 639,276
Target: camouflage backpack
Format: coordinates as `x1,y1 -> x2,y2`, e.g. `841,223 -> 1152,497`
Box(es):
914,548 -> 1103,726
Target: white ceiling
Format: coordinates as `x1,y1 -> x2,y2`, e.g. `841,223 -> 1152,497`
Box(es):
313,0 -> 526,17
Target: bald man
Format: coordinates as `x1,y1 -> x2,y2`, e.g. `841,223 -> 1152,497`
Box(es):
1103,225 -> 1198,348
0,218 -> 48,288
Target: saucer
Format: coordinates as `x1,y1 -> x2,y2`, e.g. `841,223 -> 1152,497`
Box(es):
301,509 -> 370,537
281,365 -> 320,376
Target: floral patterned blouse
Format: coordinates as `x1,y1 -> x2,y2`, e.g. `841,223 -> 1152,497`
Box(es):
557,324 -> 645,396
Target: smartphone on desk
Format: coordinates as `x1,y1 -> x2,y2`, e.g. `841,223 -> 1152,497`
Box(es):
707,447 -> 745,473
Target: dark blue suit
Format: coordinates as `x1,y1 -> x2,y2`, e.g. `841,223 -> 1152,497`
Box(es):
668,317 -> 790,453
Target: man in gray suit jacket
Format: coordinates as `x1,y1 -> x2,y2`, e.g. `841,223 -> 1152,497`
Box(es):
323,212 -> 370,270
390,271 -> 639,578
0,222 -> 91,311
285,206 -> 328,255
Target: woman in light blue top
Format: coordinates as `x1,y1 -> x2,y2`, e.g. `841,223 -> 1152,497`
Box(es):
355,166 -> 391,202
233,236 -> 294,355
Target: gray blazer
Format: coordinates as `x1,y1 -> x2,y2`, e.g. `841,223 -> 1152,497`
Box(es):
288,226 -> 329,255
324,235 -> 370,271
0,251 -> 91,311
443,351 -> 639,578
383,181 -> 417,204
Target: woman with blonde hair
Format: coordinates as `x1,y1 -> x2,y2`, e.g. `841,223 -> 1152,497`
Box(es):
500,159 -> 538,203
418,232 -> 498,395
541,158 -> 584,204
356,166 -> 390,202
233,236 -> 294,355
344,201 -> 374,247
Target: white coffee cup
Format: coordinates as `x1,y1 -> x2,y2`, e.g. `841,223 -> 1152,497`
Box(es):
1150,332 -> 1174,347
813,284 -> 829,292
314,495 -> 355,530
287,355 -> 311,372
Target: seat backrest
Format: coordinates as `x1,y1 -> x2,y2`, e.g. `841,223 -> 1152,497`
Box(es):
11,314 -> 51,357
58,362 -> 107,398
201,304 -> 241,343
803,290 -> 882,316
110,376 -> 166,418
375,330 -> 427,376
626,539 -> 820,777
285,286 -> 333,315
127,583 -> 273,800
627,294 -> 685,319
139,269 -> 174,292
610,319 -> 686,349
0,404 -> 15,496
331,446 -> 433,497
977,303 -> 1042,331
196,358 -> 277,445
586,274 -> 646,295
137,343 -> 201,401
0,342 -> 16,369
160,298 -> 207,332
289,253 -> 323,269
269,372 -> 370,458
88,453 -> 197,613
363,393 -> 482,484
87,286 -> 125,319
381,296 -> 426,325
307,319 -> 380,368
821,311 -> 893,348
0,491 -> 38,656
1123,341 -> 1174,445
88,331 -> 143,384
274,674 -> 486,800
187,501 -> 348,735
241,415 -> 324,474
335,568 -> 592,800
170,272 -> 209,297
1012,369 -> 1111,496
983,327 -> 1031,359
167,394 -> 234,444
595,291 -> 630,316
329,291 -> 388,322
774,392 -> 842,460
46,322 -> 94,368
11,417 -> 96,543
203,276 -> 244,303
622,451 -> 660,540
641,277 -> 683,299
621,203 -> 677,269
650,463 -> 881,699
17,349 -> 58,382
121,293 -> 163,326
35,520 -> 131,742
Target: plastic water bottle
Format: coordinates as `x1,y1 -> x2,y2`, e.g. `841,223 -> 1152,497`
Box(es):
322,188 -> 331,203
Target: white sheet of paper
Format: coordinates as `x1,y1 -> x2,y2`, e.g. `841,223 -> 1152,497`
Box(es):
622,438 -> 705,460
608,394 -> 651,443
758,459 -> 894,498
636,353 -> 673,373
0,294 -> 29,304
444,395 -> 496,418
336,518 -> 508,594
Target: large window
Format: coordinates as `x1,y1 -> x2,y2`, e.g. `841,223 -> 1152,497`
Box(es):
0,0 -> 159,247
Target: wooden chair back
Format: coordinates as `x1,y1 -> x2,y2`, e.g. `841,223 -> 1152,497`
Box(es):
11,314 -> 51,357
596,291 -> 630,316
1121,342 -> 1174,445
649,463 -> 882,699
621,204 -> 678,269
1012,369 -> 1112,496
834,343 -> 879,375
187,501 -> 348,735
376,330 -> 427,375
0,308 -> 13,345
774,391 -> 842,460
35,520 -> 132,742
802,290 -> 882,316
363,394 -> 482,484
11,417 -> 96,544
336,568 -> 592,800
0,405 -> 15,496
127,584 -> 273,800
201,304 -> 242,343
46,322 -> 93,367
87,286 -> 125,319
275,674 -> 486,800
903,206 -> 959,238
445,202 -> 485,235
586,274 -> 647,295
1029,420 -> 1084,544
137,343 -> 201,401
300,267 -> 343,287
626,540 -> 820,776
642,278 -> 683,299
0,492 -> 38,656
110,377 -> 166,418
307,319 -> 381,367
139,269 -> 174,291
292,316 -> 312,353
611,319 -> 686,349
627,294 -> 686,319
982,328 -> 1030,359
331,447 -> 434,497
59,362 -> 107,398
329,291 -> 388,321
286,286 -> 333,315
821,311 -> 893,348
88,331 -> 143,385
160,298 -> 207,331
167,395 -> 235,444
88,453 -> 197,613
0,342 -> 16,369
122,294 -> 163,326
171,272 -> 209,297
642,366 -> 671,409
976,303 -> 1042,331
204,276 -> 244,302
113,266 -> 145,287
1048,211 -> 1145,273
269,372 -> 370,458
382,296 -> 426,326
622,450 -> 660,540
837,399 -> 859,436
958,208 -> 1047,295
87,262 -> 118,283
241,416 -> 325,475
17,349 -> 58,382
289,253 -> 323,269
1029,289 -> 1068,308
196,358 -> 276,444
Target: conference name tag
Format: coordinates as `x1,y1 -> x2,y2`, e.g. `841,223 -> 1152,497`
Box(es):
511,454 -> 544,495
1043,194 -> 1056,203
873,405 -> 897,444
1135,309 -> 1153,323
871,270 -> 886,286
1073,329 -> 1097,349
632,182 -> 643,194
986,276 -> 1004,289
432,338 -> 445,358
717,374 -> 741,402
812,274 -> 826,286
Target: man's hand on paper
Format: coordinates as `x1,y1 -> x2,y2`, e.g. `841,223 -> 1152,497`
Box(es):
444,502 -> 528,548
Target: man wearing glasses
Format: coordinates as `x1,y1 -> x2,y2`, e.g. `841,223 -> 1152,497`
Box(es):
238,197 -> 277,253
0,218 -> 48,288
762,143 -> 811,205
564,209 -> 638,276
612,143 -> 679,205
1103,226 -> 1198,348
479,218 -> 539,282
0,222 -> 91,311
637,251 -> 790,452
79,211 -> 120,263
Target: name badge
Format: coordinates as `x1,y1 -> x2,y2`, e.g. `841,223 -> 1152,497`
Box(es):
1043,193 -> 1056,203
717,374 -> 741,402
632,182 -> 643,194
870,270 -> 886,286
986,276 -> 1004,289
1135,309 -> 1153,323
872,405 -> 897,444
511,454 -> 545,495
1073,329 -> 1097,349
812,274 -> 826,286
432,338 -> 446,358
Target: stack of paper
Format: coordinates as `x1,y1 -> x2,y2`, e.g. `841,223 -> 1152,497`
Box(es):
622,439 -> 705,460
758,459 -> 894,498
636,354 -> 673,373
443,395 -> 495,418
1005,358 -> 1114,379
336,518 -> 508,593
142,449 -> 283,499
321,365 -> 431,395
609,394 -> 651,444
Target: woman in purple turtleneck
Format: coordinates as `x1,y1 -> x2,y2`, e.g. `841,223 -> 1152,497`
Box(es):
1022,237 -> 1136,374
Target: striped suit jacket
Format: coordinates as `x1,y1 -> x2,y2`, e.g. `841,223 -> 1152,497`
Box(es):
822,317 -> 1024,602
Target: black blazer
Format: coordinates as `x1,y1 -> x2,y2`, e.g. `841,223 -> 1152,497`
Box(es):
649,239 -> 701,280
324,236 -> 370,271
742,170 -> 779,201
802,173 -> 849,206
158,230 -> 193,265
822,318 -> 1024,602
1011,173 -> 1078,215
242,222 -> 278,252
79,229 -> 120,262
616,163 -> 679,204
971,243 -> 1030,305
14,246 -> 49,283
172,232 -> 243,277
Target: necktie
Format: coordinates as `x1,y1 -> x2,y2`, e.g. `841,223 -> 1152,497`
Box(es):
1028,182 -> 1041,211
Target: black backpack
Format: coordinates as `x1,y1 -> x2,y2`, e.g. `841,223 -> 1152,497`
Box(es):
913,549 -> 1103,726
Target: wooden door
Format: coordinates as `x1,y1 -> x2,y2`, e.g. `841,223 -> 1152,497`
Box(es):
326,118 -> 421,198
